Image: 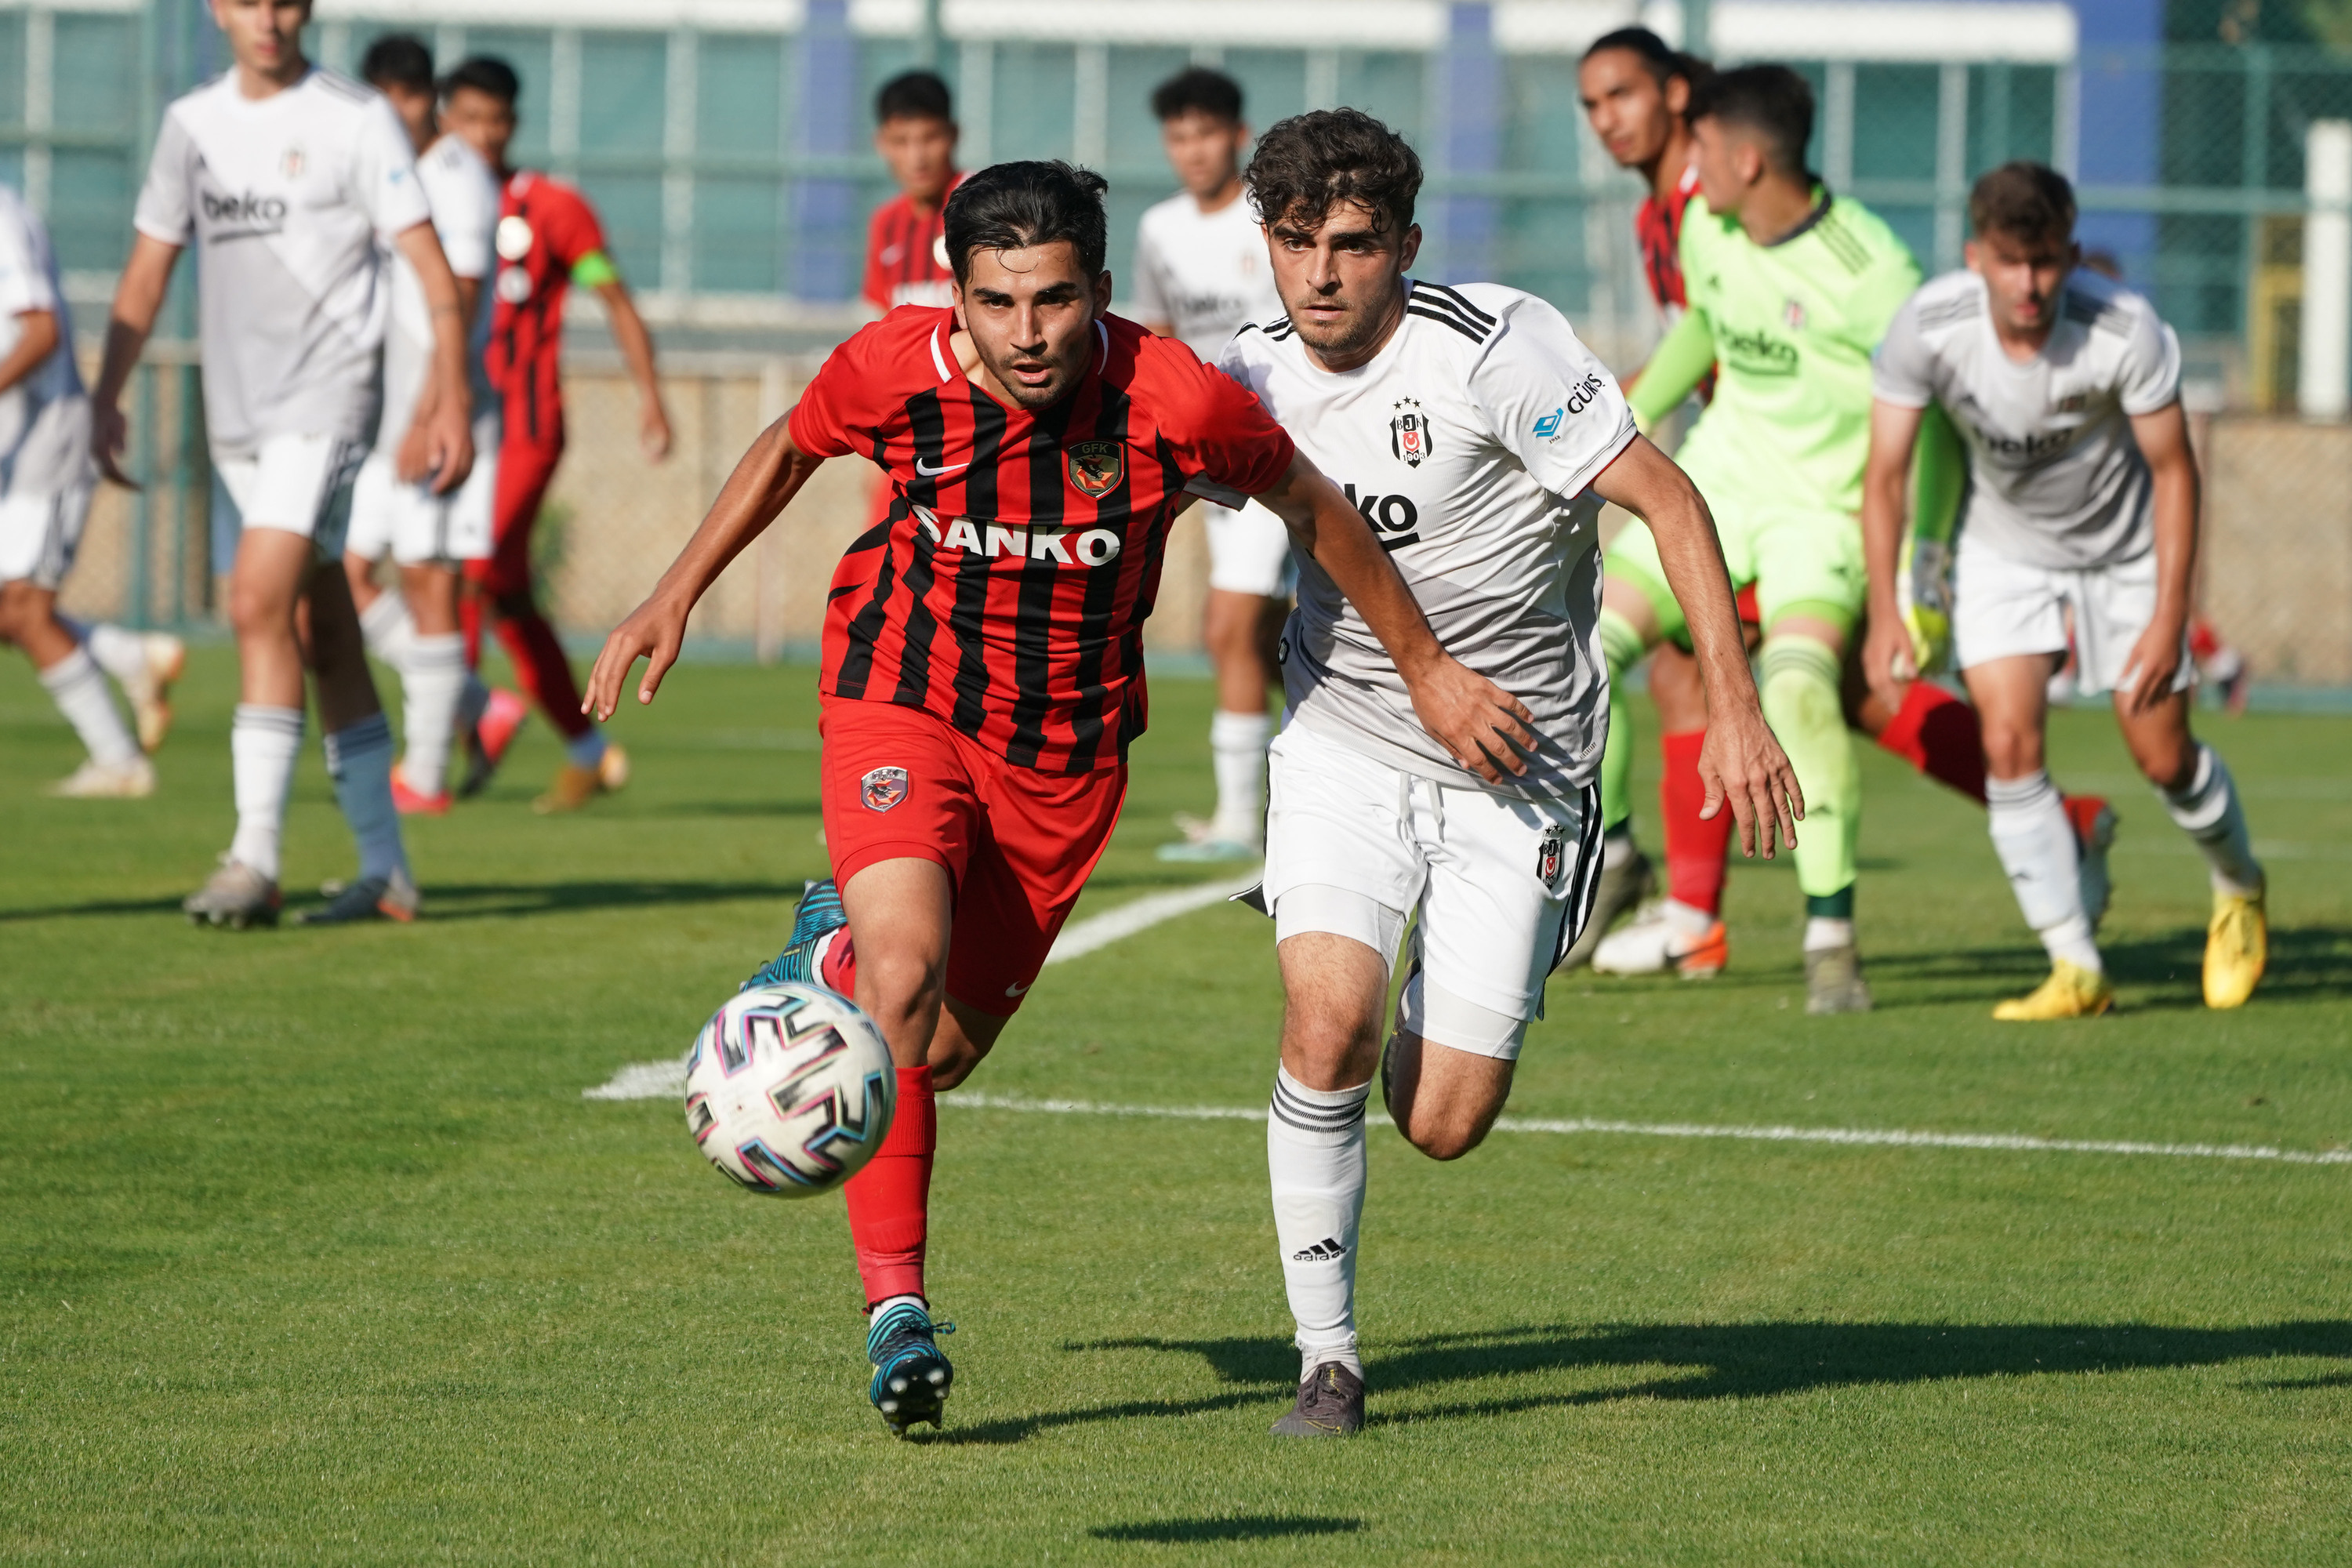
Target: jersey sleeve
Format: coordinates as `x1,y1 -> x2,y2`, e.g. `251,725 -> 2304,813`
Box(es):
1471,297 -> 1639,501
354,96 -> 432,237
1871,291 -> 1939,409
2117,304 -> 2184,415
542,185 -> 610,274
132,109 -> 196,246
0,202 -> 55,318
787,325 -> 891,459
1152,340 -> 1295,504
1844,247 -> 1924,357
1626,307 -> 1714,431
1128,212 -> 1172,327
429,155 -> 497,281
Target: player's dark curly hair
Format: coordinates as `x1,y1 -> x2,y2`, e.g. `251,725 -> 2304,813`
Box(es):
1687,64 -> 1813,177
1970,161 -> 2077,244
442,56 -> 520,107
1247,107 -> 1422,237
1152,67 -> 1243,125
1581,27 -> 1711,95
361,33 -> 434,95
944,161 -> 1110,281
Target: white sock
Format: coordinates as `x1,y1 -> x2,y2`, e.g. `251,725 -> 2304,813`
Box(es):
1208,709 -> 1271,843
1987,771 -> 2100,971
323,712 -> 409,884
359,590 -> 418,672
1803,916 -> 1853,952
2161,745 -> 2263,897
1602,826 -> 1638,869
77,620 -> 147,687
1662,898 -> 1715,936
565,729 -> 608,769
399,633 -> 467,797
1268,1065 -> 1370,1381
38,647 -> 141,767
229,705 -> 305,882
870,1292 -> 926,1319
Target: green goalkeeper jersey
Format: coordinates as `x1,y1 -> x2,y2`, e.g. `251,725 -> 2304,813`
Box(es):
1675,187 -> 1921,515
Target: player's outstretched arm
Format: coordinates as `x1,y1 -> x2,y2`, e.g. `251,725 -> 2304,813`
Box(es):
1254,450 -> 1537,785
1860,397 -> 1927,712
391,220 -> 476,495
89,234 -> 180,490
583,415 -> 825,720
593,278 -> 673,462
2121,401 -> 2200,717
1592,434 -> 1803,859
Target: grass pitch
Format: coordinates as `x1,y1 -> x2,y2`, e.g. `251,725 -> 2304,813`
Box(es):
3,647 -> 2350,1564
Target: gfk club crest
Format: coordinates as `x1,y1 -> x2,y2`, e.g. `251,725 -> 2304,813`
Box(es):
1537,832 -> 1566,890
1390,399 -> 1432,467
860,766 -> 909,812
1065,440 -> 1125,498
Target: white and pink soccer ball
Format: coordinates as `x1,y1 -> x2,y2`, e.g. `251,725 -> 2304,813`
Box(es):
684,982 -> 895,1196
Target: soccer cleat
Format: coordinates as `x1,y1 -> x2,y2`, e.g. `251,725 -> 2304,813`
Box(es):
46,756 -> 157,799
1592,905 -> 1730,978
866,1300 -> 955,1436
532,742 -> 630,815
2066,796 -> 2118,931
183,858 -> 282,930
1803,943 -> 1873,1014
390,770 -> 452,816
1558,845 -> 1657,971
743,879 -> 848,992
458,688 -> 530,799
1270,1361 -> 1365,1437
1992,959 -> 2113,1021
2202,887 -> 2267,1010
296,866 -> 422,925
121,631 -> 186,753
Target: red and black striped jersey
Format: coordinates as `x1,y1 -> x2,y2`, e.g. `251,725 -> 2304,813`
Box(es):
1635,160 -> 1700,314
861,176 -> 963,313
789,307 -> 1297,774
487,169 -> 606,448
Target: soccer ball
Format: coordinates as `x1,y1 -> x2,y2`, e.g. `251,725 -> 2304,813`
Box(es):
684,982 -> 896,1197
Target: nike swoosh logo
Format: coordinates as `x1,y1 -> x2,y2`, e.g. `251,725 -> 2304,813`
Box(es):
1004,981 -> 1030,997
915,458 -> 968,477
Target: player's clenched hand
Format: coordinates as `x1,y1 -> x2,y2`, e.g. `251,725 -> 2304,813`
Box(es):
1861,611 -> 1918,715
92,401 -> 138,490
1697,702 -> 1803,860
584,593 -> 691,720
1403,655 -> 1537,785
2120,622 -> 2185,717
405,395 -> 475,495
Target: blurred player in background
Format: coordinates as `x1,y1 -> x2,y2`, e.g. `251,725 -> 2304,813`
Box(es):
0,180 -> 180,798
1131,67 -> 1288,862
98,0 -> 474,926
862,71 -> 963,314
441,55 -> 670,813
588,160 -> 1526,1436
342,34 -> 500,815
1865,163 -> 2266,1016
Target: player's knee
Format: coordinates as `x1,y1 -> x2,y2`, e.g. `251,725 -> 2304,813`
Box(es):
855,944 -> 949,1030
1401,1109 -> 1492,1162
2134,732 -> 2197,792
0,582 -> 35,641
1759,637 -> 1843,736
227,575 -> 297,642
1980,721 -> 2042,779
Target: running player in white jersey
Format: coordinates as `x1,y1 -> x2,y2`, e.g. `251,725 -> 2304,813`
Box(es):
0,182 -> 185,797
341,34 -> 500,815
93,0 -> 475,928
1131,67 -> 1290,862
1223,110 -> 1800,1436
1864,162 -> 2266,1016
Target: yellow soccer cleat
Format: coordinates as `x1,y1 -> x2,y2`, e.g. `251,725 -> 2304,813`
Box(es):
532,742 -> 631,815
1993,960 -> 2113,1021
2203,887 -> 2267,1010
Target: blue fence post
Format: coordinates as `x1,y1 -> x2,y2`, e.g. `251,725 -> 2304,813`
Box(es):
2074,0 -> 2161,278
792,0 -> 861,303
1434,1 -> 1503,285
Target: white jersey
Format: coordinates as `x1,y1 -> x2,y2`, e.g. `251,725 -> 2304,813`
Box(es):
1221,280 -> 1638,801
0,183 -> 89,497
1130,189 -> 1282,362
1873,267 -> 2181,570
133,67 -> 430,458
376,132 -> 499,458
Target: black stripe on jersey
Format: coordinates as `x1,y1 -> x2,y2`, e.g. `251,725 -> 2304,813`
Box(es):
1918,296 -> 1984,328
1410,286 -> 1496,341
1265,316 -> 1297,342
890,391 -> 952,707
1004,402 -> 1073,768
314,69 -> 375,103
1407,304 -> 1489,343
1061,388 -> 1134,773
1417,281 -> 1498,327
1813,214 -> 1873,277
949,395 -> 1007,734
2063,293 -> 2131,336
833,505 -> 906,700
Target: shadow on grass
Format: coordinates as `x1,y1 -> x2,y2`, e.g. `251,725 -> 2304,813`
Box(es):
932,1320 -> 2352,1444
406,880 -> 797,920
1850,926 -> 2352,1011
0,895 -> 188,923
1091,1517 -> 1361,1543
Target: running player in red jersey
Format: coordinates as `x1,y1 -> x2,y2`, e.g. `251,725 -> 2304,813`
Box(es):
862,71 -> 962,314
441,56 -> 673,814
586,161 -> 1554,1436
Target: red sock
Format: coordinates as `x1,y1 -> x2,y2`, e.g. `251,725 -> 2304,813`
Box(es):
843,1064 -> 935,1306
1875,681 -> 1987,805
1660,728 -> 1731,917
493,607 -> 593,741
820,931 -> 856,994
460,595 -> 485,670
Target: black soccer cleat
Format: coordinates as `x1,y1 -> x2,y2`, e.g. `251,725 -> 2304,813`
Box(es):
1271,1361 -> 1365,1437
866,1299 -> 955,1437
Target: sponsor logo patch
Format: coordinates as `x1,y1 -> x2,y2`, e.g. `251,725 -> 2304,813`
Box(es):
1065,440 -> 1125,498
1390,399 -> 1432,466
860,766 -> 909,812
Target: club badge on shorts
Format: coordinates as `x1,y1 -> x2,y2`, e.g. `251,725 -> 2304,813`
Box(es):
1537,833 -> 1566,891
1065,440 -> 1124,499
860,766 -> 909,812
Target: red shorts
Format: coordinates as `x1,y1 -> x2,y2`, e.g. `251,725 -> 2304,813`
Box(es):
820,698 -> 1127,1017
1734,582 -> 1762,626
465,433 -> 564,600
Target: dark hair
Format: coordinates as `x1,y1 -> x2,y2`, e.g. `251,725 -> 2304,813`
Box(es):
1970,161 -> 2077,244
361,33 -> 434,95
1151,67 -> 1243,125
877,70 -> 953,125
1581,27 -> 1708,92
1246,107 -> 1423,236
1687,64 -> 1813,176
441,56 -> 519,107
944,161 -> 1109,281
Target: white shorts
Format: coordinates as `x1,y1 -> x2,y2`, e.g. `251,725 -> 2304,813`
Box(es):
213,433 -> 367,561
1261,720 -> 1601,1061
345,411 -> 500,566
1953,532 -> 2194,697
1204,497 -> 1295,597
0,474 -> 96,590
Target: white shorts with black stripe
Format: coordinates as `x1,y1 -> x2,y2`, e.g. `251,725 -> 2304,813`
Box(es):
212,432 -> 368,561
1261,720 -> 1600,1062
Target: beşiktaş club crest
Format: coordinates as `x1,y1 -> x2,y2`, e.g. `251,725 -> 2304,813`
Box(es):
1390,399 -> 1432,467
860,766 -> 909,812
1537,832 -> 1566,890
281,146 -> 305,180
1065,439 -> 1125,498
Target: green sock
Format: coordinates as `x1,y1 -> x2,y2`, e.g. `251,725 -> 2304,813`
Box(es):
1599,609 -> 1646,834
1759,635 -> 1860,902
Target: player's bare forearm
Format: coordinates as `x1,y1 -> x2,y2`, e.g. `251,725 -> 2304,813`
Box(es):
583,416 -> 822,719
0,309 -> 60,398
1861,398 -> 1927,702
2126,401 -> 2201,713
92,236 -> 180,488
394,222 -> 476,493
594,279 -> 672,460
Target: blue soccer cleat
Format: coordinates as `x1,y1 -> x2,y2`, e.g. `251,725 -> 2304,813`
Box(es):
866,1299 -> 955,1436
742,878 -> 848,993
